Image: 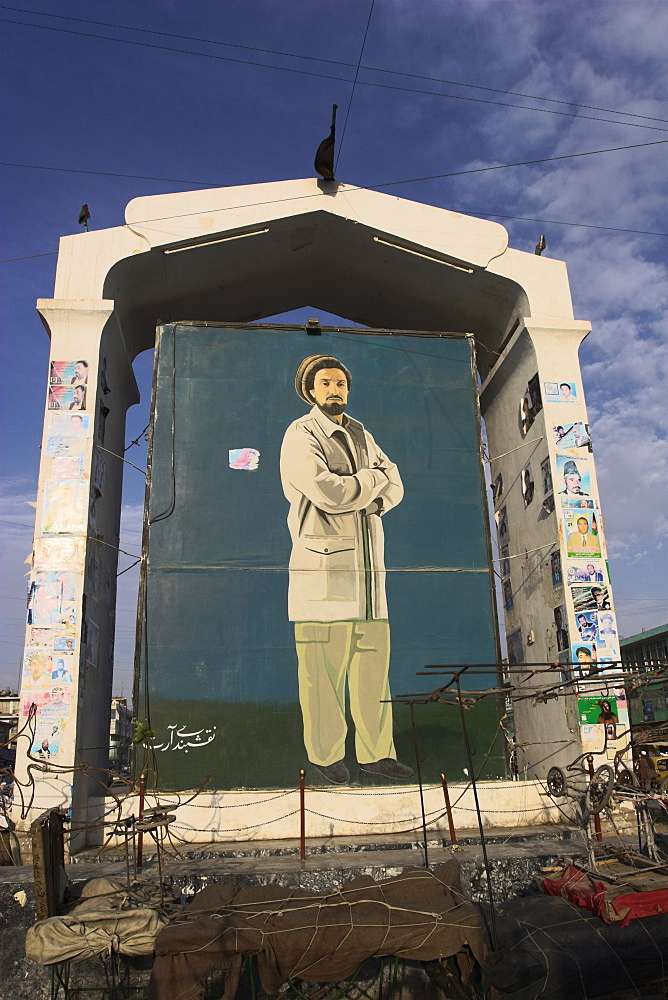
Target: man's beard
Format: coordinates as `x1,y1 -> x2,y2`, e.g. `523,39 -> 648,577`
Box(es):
319,400 -> 346,417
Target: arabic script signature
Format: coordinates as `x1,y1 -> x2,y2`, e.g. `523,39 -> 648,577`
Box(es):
154,724 -> 217,752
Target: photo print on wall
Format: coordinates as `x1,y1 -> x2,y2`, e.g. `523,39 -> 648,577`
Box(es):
500,545 -> 510,578
571,584 -> 612,613
556,455 -> 592,496
553,605 -> 569,651
571,641 -> 598,677
519,373 -> 543,436
553,422 -> 592,452
507,628 -> 523,665
541,457 -> 553,496
50,360 -> 88,385
522,463 -> 535,507
575,611 -> 598,641
496,505 -> 509,544
503,577 -> 513,611
564,508 -> 601,556
48,384 -> 87,411
544,380 -> 578,402
566,560 -> 605,585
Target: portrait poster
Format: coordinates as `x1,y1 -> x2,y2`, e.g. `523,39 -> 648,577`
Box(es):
563,508 -> 601,557
544,381 -> 578,402
500,545 -> 510,578
51,653 -> 75,683
54,634 -> 76,653
47,412 -> 90,442
138,323 -> 502,790
555,454 -> 592,497
28,579 -> 63,626
541,494 -> 555,514
521,463 -> 535,507
553,605 -> 569,651
50,360 -> 88,385
527,374 -> 542,416
506,628 -> 523,666
578,695 -> 619,725
541,457 -> 553,496
31,717 -> 63,760
550,551 -> 563,587
41,480 -> 88,535
496,505 -> 509,544
571,641 -> 598,677
597,611 -> 618,644
22,649 -> 52,689
566,560 -> 605,585
574,610 -> 598,642
571,584 -> 612,613
519,391 -> 533,436
48,384 -> 87,411
39,685 -> 71,719
552,422 -> 591,452
503,578 -> 513,610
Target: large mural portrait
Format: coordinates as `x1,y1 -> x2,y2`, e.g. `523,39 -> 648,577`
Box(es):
138,324 -> 502,789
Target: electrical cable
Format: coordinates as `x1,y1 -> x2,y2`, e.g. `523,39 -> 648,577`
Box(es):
4,4 -> 665,124
334,0 -> 374,173
1,13 -> 666,133
1,138 -> 666,267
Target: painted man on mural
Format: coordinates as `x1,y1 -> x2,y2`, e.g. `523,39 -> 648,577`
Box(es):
280,354 -> 413,784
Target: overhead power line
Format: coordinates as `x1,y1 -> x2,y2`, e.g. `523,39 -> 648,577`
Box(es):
1,139 -> 666,265
1,15 -> 666,133
3,5 -> 666,124
335,0 -> 375,172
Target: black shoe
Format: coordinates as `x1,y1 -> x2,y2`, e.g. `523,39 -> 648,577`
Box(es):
312,760 -> 350,784
359,758 -> 414,780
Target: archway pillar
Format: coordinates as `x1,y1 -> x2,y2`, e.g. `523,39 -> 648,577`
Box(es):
13,299 -> 139,848
480,317 -> 624,779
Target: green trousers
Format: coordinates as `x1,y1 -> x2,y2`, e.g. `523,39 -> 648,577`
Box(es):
294,620 -> 396,767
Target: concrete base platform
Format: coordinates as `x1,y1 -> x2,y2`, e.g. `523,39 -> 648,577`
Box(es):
0,824 -> 639,1000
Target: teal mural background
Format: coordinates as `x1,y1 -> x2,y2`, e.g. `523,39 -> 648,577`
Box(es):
138,324 -> 504,789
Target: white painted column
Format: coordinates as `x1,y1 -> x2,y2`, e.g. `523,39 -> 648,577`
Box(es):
13,300 -> 139,848
480,317 -> 626,780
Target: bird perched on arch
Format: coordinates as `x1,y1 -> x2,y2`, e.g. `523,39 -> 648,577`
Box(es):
314,104 -> 338,180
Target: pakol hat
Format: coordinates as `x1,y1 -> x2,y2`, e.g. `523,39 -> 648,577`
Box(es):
295,355 -> 352,404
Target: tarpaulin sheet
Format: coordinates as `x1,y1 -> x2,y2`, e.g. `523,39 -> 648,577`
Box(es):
26,878 -> 170,965
148,861 -> 486,1000
480,895 -> 668,1000
541,863 -> 668,926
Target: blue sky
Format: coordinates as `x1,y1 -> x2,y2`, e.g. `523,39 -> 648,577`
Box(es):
1,0 -> 666,696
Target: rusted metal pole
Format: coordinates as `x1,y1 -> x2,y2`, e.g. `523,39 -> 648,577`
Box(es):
299,769 -> 306,861
586,756 -> 603,842
137,772 -> 146,869
440,773 -> 457,846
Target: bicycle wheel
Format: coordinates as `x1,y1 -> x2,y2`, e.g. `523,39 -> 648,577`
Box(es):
616,766 -> 637,787
546,766 -> 567,797
586,764 -> 615,814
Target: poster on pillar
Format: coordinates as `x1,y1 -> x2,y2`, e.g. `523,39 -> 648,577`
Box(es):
138,323 -> 502,790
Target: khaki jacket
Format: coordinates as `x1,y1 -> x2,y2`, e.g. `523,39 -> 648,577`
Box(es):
280,407 -> 403,622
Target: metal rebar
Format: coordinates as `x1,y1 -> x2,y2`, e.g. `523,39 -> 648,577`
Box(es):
456,675 -> 498,951
409,702 -> 429,868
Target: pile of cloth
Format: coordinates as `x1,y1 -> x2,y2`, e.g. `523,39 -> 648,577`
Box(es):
148,860 -> 487,1000
26,877 -> 175,965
